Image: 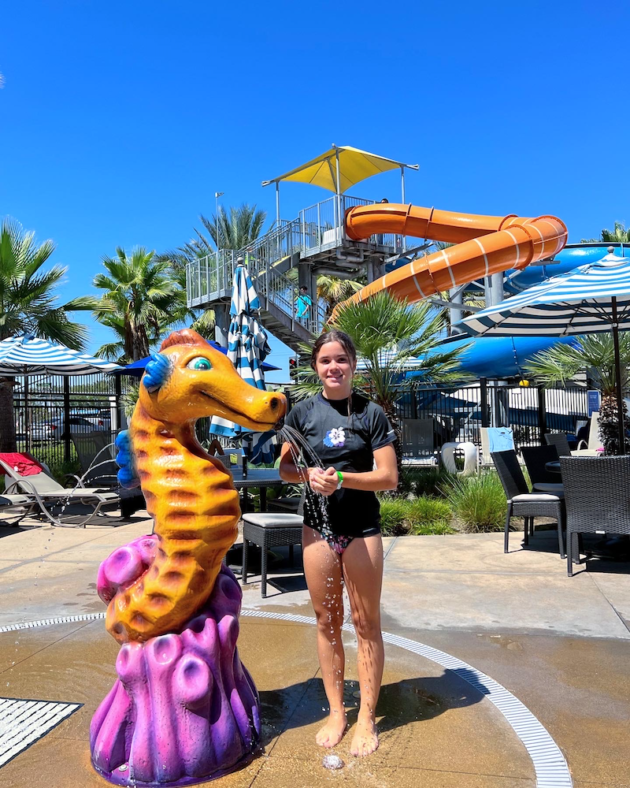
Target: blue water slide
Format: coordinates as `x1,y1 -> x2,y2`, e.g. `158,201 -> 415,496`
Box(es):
406,335 -> 579,380
393,242 -> 624,379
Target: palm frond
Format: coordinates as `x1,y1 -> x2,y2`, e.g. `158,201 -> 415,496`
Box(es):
525,334 -> 630,395
326,291 -> 467,410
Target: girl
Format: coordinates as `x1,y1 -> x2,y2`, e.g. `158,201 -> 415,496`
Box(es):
279,330 -> 397,757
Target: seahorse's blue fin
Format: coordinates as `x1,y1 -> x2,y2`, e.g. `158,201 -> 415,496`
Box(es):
143,352 -> 171,392
115,430 -> 140,489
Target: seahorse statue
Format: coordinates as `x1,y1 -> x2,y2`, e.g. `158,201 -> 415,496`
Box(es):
90,329 -> 286,787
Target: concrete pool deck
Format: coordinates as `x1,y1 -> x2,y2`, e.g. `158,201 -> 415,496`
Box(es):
0,515 -> 629,787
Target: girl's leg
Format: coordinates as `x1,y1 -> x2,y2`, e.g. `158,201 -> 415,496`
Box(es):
302,526 -> 347,747
341,533 -> 384,757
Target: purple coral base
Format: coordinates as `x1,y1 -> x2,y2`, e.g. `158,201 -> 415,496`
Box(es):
90,549 -> 261,787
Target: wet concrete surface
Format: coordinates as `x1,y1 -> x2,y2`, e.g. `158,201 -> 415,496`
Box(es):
397,628 -> 630,787
1,518 -> 630,786
0,618 -> 536,787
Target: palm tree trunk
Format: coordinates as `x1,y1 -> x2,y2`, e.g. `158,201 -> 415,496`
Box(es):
599,393 -> 629,455
0,377 -> 17,452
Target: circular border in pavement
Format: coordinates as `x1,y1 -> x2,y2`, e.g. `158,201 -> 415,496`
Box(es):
0,609 -> 572,787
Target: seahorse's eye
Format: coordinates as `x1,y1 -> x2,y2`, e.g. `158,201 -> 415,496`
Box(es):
187,356 -> 212,371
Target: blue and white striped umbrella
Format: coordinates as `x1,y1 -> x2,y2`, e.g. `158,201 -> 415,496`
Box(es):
461,252 -> 630,451
210,266 -> 275,464
461,253 -> 630,338
0,335 -> 120,376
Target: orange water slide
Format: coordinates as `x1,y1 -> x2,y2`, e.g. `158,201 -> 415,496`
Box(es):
336,203 -> 568,313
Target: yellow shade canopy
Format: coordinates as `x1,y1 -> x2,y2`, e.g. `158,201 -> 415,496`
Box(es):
262,145 -> 418,194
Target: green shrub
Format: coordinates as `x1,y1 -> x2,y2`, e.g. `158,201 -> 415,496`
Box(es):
444,471 -> 506,533
412,521 -> 458,535
406,496 -> 454,534
378,498 -> 411,536
400,467 -> 456,499
379,495 -> 456,536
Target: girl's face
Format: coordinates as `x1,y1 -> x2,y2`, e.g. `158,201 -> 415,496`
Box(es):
315,340 -> 355,398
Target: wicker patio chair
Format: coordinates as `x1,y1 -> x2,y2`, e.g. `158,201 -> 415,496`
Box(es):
492,450 -> 565,557
544,433 -> 572,457
560,455 -> 630,576
241,512 -> 303,598
521,445 -> 564,494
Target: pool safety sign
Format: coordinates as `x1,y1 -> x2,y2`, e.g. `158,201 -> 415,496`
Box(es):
587,390 -> 601,417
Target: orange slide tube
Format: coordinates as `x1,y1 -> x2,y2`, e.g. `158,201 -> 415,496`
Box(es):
336,203 -> 568,313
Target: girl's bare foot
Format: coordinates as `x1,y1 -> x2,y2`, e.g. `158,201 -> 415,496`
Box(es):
350,714 -> 379,757
316,709 -> 347,748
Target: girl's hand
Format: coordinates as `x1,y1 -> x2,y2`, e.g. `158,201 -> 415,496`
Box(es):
308,466 -> 339,497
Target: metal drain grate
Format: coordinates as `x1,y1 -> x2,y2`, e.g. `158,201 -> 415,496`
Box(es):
0,612 -> 105,633
0,697 -> 82,768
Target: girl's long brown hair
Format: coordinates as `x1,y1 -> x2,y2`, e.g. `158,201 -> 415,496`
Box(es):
310,330 -> 357,370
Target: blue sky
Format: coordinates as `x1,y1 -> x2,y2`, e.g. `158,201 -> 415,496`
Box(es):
1,0 -> 628,382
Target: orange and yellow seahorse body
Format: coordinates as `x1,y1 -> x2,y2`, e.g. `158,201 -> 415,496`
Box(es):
106,329 -> 285,644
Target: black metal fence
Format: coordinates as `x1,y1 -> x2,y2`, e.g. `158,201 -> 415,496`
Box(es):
12,373 -> 132,470
13,375 -> 590,468
381,379 -> 590,457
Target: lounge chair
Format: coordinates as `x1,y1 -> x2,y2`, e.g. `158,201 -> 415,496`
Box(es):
480,427 -> 514,468
0,453 -> 120,528
546,425 -> 600,457
576,411 -> 601,454
401,418 -> 439,458
0,493 -> 38,525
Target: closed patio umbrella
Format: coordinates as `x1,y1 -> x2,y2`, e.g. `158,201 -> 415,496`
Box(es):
461,251 -> 630,453
210,265 -> 275,464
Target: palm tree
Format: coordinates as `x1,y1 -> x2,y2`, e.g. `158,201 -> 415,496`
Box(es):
581,222 -> 630,244
292,291 -> 468,479
203,204 -> 267,251
316,275 -> 364,319
93,247 -> 189,362
0,218 -> 100,451
157,203 -> 267,340
524,334 -> 630,454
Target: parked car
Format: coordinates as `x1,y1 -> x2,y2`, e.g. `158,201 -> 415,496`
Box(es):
31,415 -> 109,442
68,408 -> 111,430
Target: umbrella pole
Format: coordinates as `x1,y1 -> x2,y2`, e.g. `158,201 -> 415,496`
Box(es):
612,297 -> 626,455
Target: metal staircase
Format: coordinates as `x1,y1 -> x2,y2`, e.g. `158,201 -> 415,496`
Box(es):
186,194 -> 404,352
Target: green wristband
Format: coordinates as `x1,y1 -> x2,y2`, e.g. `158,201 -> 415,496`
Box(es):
336,471 -> 343,490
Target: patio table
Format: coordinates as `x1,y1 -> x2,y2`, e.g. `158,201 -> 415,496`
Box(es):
230,468 -> 284,513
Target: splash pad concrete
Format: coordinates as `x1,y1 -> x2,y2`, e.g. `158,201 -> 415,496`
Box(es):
1,608 -> 542,787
